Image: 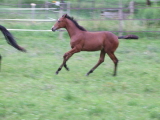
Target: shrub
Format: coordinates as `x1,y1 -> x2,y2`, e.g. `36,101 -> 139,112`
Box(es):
135,6 -> 160,26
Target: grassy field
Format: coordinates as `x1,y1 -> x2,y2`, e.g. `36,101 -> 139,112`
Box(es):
0,29 -> 160,120
0,0 -> 160,119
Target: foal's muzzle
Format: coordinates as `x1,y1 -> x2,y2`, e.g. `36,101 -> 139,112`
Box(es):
51,27 -> 57,32
51,28 -> 55,32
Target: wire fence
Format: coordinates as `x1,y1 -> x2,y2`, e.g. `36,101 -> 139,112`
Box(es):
0,1 -> 160,38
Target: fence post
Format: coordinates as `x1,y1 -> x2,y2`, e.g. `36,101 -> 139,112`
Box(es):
59,2 -> 64,40
118,0 -> 123,36
67,2 -> 70,15
30,3 -> 36,19
45,1 -> 49,19
129,1 -> 135,15
18,0 -> 22,8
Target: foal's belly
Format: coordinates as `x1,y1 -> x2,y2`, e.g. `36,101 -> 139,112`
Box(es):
81,43 -> 103,51
80,32 -> 106,51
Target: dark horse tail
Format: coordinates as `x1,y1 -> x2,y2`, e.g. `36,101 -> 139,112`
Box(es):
0,25 -> 26,52
118,34 -> 138,39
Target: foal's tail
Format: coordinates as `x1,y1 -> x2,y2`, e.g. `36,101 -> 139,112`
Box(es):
118,34 -> 138,39
0,25 -> 26,52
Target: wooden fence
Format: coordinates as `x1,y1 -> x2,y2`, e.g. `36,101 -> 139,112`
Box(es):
0,2 -> 160,38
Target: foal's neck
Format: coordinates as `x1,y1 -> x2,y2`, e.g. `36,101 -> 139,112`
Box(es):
65,19 -> 82,38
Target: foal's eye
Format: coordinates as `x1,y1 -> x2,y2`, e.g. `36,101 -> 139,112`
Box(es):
58,21 -> 61,23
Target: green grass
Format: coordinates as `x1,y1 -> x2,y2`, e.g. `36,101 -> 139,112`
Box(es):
0,30 -> 160,120
0,1 -> 160,119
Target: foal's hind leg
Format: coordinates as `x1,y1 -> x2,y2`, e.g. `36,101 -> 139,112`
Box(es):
107,52 -> 118,76
86,50 -> 105,76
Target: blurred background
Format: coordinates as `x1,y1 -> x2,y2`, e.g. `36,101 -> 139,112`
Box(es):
1,1 -> 160,120
0,0 -> 160,38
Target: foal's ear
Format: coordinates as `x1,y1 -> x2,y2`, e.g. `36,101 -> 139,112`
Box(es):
62,14 -> 67,18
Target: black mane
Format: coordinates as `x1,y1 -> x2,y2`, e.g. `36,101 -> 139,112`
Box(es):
65,15 -> 87,31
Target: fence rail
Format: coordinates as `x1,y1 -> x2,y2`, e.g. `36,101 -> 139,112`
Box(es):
1,2 -> 160,37
0,19 -> 56,22
8,29 -> 52,31
1,18 -> 160,22
7,29 -> 160,33
0,8 -> 57,10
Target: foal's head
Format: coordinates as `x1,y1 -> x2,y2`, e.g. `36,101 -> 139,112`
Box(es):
51,14 -> 68,31
51,14 -> 87,32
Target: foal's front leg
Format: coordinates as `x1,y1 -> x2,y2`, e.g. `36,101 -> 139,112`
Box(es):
55,47 -> 80,75
64,63 -> 69,71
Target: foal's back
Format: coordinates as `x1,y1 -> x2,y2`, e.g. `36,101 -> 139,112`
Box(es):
81,31 -> 119,52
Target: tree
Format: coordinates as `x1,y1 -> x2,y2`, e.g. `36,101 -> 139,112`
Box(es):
146,0 -> 151,6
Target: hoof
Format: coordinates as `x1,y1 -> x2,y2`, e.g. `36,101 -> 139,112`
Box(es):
55,71 -> 59,75
86,73 -> 89,76
86,70 -> 93,76
113,74 -> 117,76
66,68 -> 70,71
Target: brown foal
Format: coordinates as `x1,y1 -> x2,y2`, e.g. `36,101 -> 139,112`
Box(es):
51,14 -> 138,76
